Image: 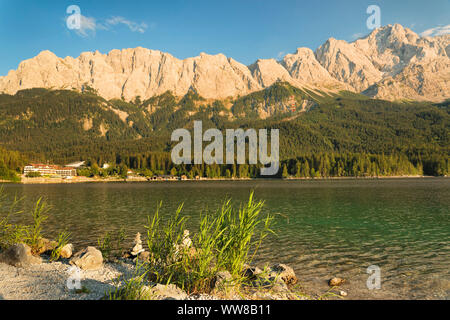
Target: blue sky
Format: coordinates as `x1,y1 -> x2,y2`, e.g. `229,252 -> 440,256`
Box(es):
0,0 -> 449,76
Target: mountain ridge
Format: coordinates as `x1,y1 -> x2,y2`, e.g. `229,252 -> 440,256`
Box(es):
0,24 -> 449,102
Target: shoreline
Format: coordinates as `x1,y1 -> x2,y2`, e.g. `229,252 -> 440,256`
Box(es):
0,254 -> 311,301
0,241 -> 311,301
1,175 -> 447,185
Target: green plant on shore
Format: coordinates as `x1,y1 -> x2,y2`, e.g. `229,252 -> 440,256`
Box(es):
0,189 -> 27,250
26,198 -> 50,252
25,171 -> 41,178
106,263 -> 153,300
215,193 -> 274,276
97,227 -> 126,260
144,192 -> 274,294
50,231 -> 71,261
1,189 -> 52,252
145,203 -> 189,285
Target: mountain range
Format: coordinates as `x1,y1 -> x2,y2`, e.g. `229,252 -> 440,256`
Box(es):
1,24 -> 449,102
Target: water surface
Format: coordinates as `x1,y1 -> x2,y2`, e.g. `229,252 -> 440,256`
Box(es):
2,178 -> 449,299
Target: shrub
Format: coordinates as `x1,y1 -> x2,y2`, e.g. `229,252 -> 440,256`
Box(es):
0,164 -> 21,182
0,190 -> 27,249
107,269 -> 152,300
25,171 -> 41,178
0,191 -> 50,251
26,198 -> 50,252
144,192 -> 274,294
97,227 -> 126,260
50,231 -> 71,261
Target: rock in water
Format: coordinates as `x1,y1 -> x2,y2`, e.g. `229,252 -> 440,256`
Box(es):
131,232 -> 144,256
270,264 -> 298,285
0,243 -> 42,267
328,277 -> 346,287
70,246 -> 103,270
339,290 -> 348,297
60,244 -> 74,259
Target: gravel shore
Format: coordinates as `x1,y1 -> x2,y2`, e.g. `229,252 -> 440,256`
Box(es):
0,257 -> 135,300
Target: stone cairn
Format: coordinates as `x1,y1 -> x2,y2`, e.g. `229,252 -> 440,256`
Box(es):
131,232 -> 145,256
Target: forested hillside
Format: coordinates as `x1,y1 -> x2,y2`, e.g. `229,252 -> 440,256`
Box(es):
0,82 -> 448,180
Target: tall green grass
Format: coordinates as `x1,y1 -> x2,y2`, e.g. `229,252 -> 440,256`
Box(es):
0,187 -> 50,252
144,191 -> 274,294
27,198 -> 50,251
0,189 -> 27,249
50,231 -> 71,261
97,227 -> 126,261
106,264 -> 152,300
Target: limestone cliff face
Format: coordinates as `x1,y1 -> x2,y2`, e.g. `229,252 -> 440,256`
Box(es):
0,48 -> 263,100
0,24 -> 448,102
315,24 -> 450,101
281,47 -> 346,90
248,58 -> 298,88
315,38 -> 383,92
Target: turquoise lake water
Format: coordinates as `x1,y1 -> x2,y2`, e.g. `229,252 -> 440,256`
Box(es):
2,178 -> 449,299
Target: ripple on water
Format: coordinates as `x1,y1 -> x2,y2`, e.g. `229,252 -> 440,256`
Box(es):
2,178 -> 449,299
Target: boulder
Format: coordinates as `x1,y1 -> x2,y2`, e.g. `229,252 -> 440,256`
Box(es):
144,284 -> 188,300
137,251 -> 150,262
328,277 -> 346,287
250,277 -> 272,289
35,238 -> 58,255
60,244 -> 74,259
0,243 -> 42,267
122,251 -> 132,259
270,264 -> 297,285
271,276 -> 289,292
213,271 -> 233,291
242,264 -> 262,279
70,246 -> 103,270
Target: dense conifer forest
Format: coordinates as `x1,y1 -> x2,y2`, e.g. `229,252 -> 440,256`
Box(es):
0,82 -> 448,180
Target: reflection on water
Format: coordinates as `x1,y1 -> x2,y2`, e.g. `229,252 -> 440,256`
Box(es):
2,178 -> 449,299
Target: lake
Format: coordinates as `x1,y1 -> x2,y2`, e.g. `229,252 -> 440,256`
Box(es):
1,178 -> 449,299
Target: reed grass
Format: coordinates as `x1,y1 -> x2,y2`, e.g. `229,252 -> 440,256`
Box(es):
50,231 -> 71,261
97,227 -> 126,260
0,190 -> 26,249
106,262 -> 153,300
144,191 -> 274,294
27,198 -> 50,251
0,188 -> 50,252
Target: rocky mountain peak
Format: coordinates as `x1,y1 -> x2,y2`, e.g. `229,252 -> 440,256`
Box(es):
0,24 -> 448,102
282,48 -> 345,89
